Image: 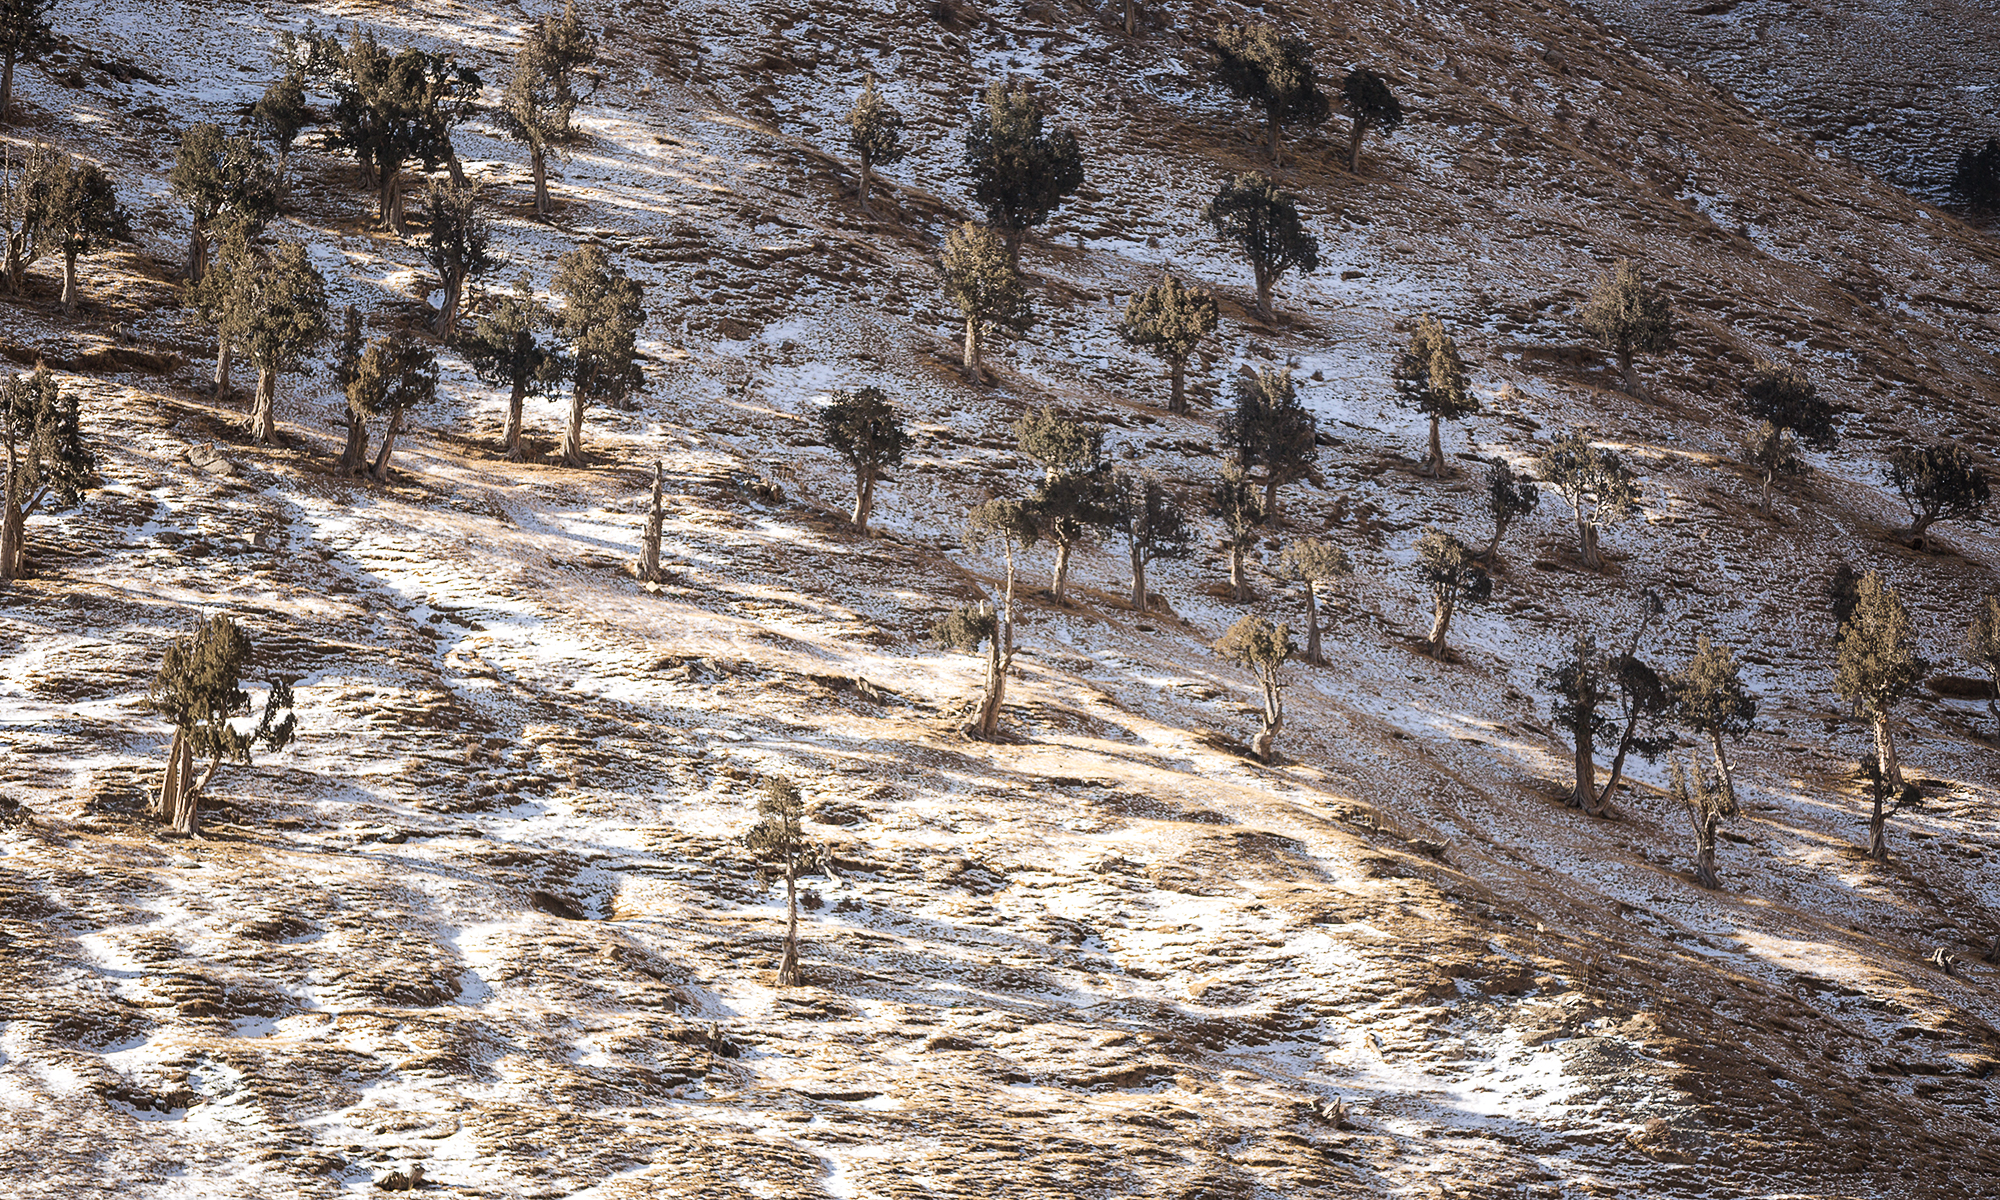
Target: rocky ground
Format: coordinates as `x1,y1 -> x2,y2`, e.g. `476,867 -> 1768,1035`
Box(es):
2,1 -> 1999,1197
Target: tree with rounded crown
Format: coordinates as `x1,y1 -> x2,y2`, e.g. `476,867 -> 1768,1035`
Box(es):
937,222 -> 1030,385
1276,537 -> 1349,666
1834,570 -> 1927,808
1544,632 -> 1614,815
1113,469 -> 1194,613
1968,595 -> 2000,729
1393,315 -> 1475,477
1211,462 -> 1268,604
252,69 -> 312,204
1015,406 -> 1117,605
847,75 -> 906,214
1743,421 -> 1804,515
963,81 -> 1082,262
1670,754 -> 1736,889
169,124 -> 279,286
939,498 -> 1037,738
744,776 -> 823,988
1579,260 -> 1673,398
346,332 -> 437,482
1667,634 -> 1757,808
0,0 -> 59,125
1950,136 -> 2000,217
1885,441 -> 1989,541
0,365 -> 93,582
1214,613 -> 1294,763
463,276 -> 564,462
322,28 -> 462,232
420,179 -> 493,343
1219,366 -> 1317,514
1482,458 -> 1539,562
1117,272 -> 1217,416
816,385 -> 907,533
1205,172 -> 1317,322
149,614 -> 297,838
1414,529 -> 1488,662
1742,360 -> 1837,450
1536,429 -> 1637,571
552,244 -> 645,467
1207,23 -> 1329,167
1341,67 -> 1403,174
224,239 -> 330,446
25,145 -> 131,314
499,0 -> 598,218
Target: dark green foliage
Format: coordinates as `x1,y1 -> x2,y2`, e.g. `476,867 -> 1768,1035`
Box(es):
1834,571 -> 1928,802
1742,361 -> 1836,450
1393,315 -> 1475,476
1543,632 -> 1614,814
1211,462 -> 1268,604
149,614 -> 297,836
937,222 -> 1030,383
421,179 -> 493,342
187,223 -> 251,398
1823,562 -> 1862,631
1213,613 -> 1294,762
1885,441 -> 1990,538
552,244 -> 645,466
21,144 -> 132,313
744,776 -> 822,988
1219,366 -> 1316,513
847,75 -> 906,213
1968,595 -> 2000,724
1276,537 -> 1349,666
1,365 -> 94,581
321,28 -> 478,230
1206,23 -> 1328,165
1542,595 -> 1668,818
0,0 -> 60,123
816,385 -> 907,532
345,332 -> 437,482
1204,172 -> 1317,321
252,70 -> 312,170
1113,469 -> 1194,613
1482,458 -> 1539,560
1579,260 -> 1674,397
169,124 -> 280,284
1014,406 -> 1117,605
933,604 -> 998,654
1413,529 -> 1488,661
1117,272 -> 1217,415
330,305 -> 369,473
1668,634 -> 1757,806
963,81 -> 1082,257
499,0 -> 597,216
463,275 -> 565,461
1340,67 -> 1402,173
223,239 -> 330,445
1950,136 -> 2000,215
1743,421 -> 1805,514
1536,429 -> 1637,571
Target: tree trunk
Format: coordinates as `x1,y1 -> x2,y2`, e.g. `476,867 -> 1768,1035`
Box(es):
1578,513 -> 1602,571
1168,355 -> 1186,415
0,494 -> 23,583
5,229 -> 24,295
504,370 -> 527,460
1262,472 -> 1280,520
1874,714 -> 1903,794
156,729 -> 186,823
1423,413 -> 1445,477
1125,0 -> 1135,35
1254,677 -> 1282,763
187,225 -> 208,286
1253,260 -> 1274,323
446,143 -> 468,189
1759,468 -> 1773,514
276,148 -> 291,212
1128,537 -> 1146,612
561,392 -> 587,466
1482,513 -> 1511,563
61,247 -> 78,313
963,316 -> 982,383
776,870 -> 801,987
1908,512 -> 1937,539
857,149 -> 872,213
1595,715 -> 1641,812
852,468 -> 874,532
381,169 -> 406,233
434,264 -> 463,343
1425,593 -> 1454,661
1267,104 -> 1282,167
1617,345 -> 1639,396
214,339 -> 234,401
1349,116 -> 1370,173
1710,730 -> 1737,809
1303,581 -> 1323,665
249,368 -> 278,445
1051,538 -> 1072,605
1693,816 -> 1720,888
1868,782 -> 1888,862
158,733 -> 199,837
367,406 -> 402,481
338,407 -> 370,475
975,613 -> 1007,738
0,48 -> 16,125
1571,719 -> 1599,814
639,461 -> 665,582
531,143 -> 550,216
1229,540 -> 1249,603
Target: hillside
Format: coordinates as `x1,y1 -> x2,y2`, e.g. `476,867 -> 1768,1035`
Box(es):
2,1 -> 1998,1198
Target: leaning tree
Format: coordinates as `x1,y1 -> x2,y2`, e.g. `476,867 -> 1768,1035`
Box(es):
937,498 -> 1037,738
169,124 -> 279,285
346,331 -> 438,482
1579,260 -> 1673,399
462,275 -> 565,461
963,81 -> 1082,262
1341,67 -> 1402,174
1117,272 -> 1217,415
1276,537 -> 1349,666
937,222 -> 1030,384
1219,366 -> 1317,515
1414,528 -> 1487,662
1211,462 -> 1268,604
847,75 -> 906,214
1536,428 -> 1638,571
744,776 -> 823,988
1015,406 -> 1117,605
1214,613 -> 1294,763
1393,314 -> 1475,477
1206,22 -> 1329,167
1668,633 -> 1758,808
498,0 -> 597,217
1112,469 -> 1194,613
1482,458 -> 1539,562
1833,570 -> 1927,807
150,614 -> 297,838
816,385 -> 908,534
225,239 -> 330,445
1886,441 -> 1990,542
1205,171 -> 1317,322
0,365 -> 93,582
552,243 -> 645,467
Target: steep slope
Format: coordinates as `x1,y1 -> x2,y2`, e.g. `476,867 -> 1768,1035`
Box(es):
1,1 -> 1998,1198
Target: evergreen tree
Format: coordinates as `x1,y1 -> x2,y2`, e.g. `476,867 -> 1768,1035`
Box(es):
637,461 -> 667,583
1341,67 -> 1403,174
940,498 -> 1036,738
345,332 -> 437,482
1667,634 -> 1757,808
1014,405 -> 1117,605
1579,260 -> 1674,398
551,244 -> 645,467
1743,421 -> 1804,515
1482,458 -> 1539,561
1414,529 -> 1488,661
1669,753 -> 1736,889
149,614 -> 297,838
816,385 -> 907,533
1219,366 -> 1317,514
322,29 -> 462,232
1536,429 -> 1638,571
1885,441 -> 1990,540
1393,315 -> 1475,477
1856,747 -> 1923,863
1204,171 -> 1317,322
330,305 -> 369,474
1207,23 -> 1328,167
168,124 -> 279,285
420,179 -> 493,342
1116,272 -> 1217,415
1950,135 -> 2000,216
937,222 -> 1030,384
1833,571 -> 1928,801
963,81 -> 1083,261
1544,632 -> 1614,815
1742,360 -> 1837,450
25,146 -> 131,314
1276,537 -> 1349,666
1213,613 -> 1294,762
189,224 -> 252,401
0,365 -> 93,581
1211,462 -> 1267,603
1,142 -> 39,295
223,240 -> 330,445
463,275 -> 565,461
1967,594 -> 2000,727
0,0 -> 58,125
252,68 -> 312,201
422,51 -> 484,189
1823,561 -> 1863,631
846,75 -> 906,214
498,0 -> 598,217
744,776 -> 823,988
1112,469 -> 1194,613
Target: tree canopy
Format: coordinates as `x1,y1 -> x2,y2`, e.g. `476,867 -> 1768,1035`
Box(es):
963,82 -> 1082,257
1341,67 -> 1402,173
1393,315 -> 1475,477
1579,260 -> 1674,397
1206,23 -> 1329,165
1204,172 -> 1317,321
1885,441 -> 1990,539
552,244 -> 645,466
1117,272 -> 1217,415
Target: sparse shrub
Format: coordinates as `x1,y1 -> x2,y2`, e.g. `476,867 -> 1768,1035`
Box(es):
1413,529 -> 1488,662
1112,469 -> 1195,613
816,385 -> 907,533
1833,571 -> 1927,806
1393,315 -> 1475,477
168,124 -> 279,285
963,81 -> 1082,261
1210,462 -> 1268,604
1579,260 -> 1673,398
1536,429 -> 1637,571
1014,406 -> 1117,605
1213,613 -> 1294,763
462,275 -> 565,462
744,777 -> 824,988
1276,537 -> 1349,665
498,0 -> 597,217
1117,272 -> 1217,415
552,244 -> 645,467
1206,23 -> 1329,166
1481,458 -> 1539,562
1669,754 -> 1735,889
149,614 -> 297,838
937,222 -> 1030,385
1219,366 -> 1317,514
1204,171 -> 1317,322
847,75 -> 906,214
0,365 -> 93,582
1742,421 -> 1804,515
1885,441 -> 1990,540
1341,67 -> 1402,174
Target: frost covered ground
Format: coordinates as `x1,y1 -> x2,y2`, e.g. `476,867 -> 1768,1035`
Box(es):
2,1 -> 1999,1197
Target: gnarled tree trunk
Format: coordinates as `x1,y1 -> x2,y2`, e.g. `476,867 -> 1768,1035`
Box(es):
1051,538 -> 1073,605
248,368 -> 279,445
1228,540 -> 1250,603
856,149 -> 873,213
1348,115 -> 1372,173
561,392 -> 587,466
1692,814 -> 1720,888
1570,719 -> 1600,814
1128,538 -> 1147,612
1873,714 -> 1903,794
1302,581 -> 1323,665
214,339 -> 234,401
1254,675 -> 1282,763
638,462 -> 665,582
337,407 -> 370,475
531,143 -> 551,216
1168,355 -> 1187,415
962,316 -> 982,383
776,869 -> 802,987
367,406 -> 402,481
1425,593 -> 1455,661
61,248 -> 79,313
1421,414 -> 1445,477
852,468 -> 875,532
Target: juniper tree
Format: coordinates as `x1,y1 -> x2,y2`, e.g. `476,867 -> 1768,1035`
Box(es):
1112,469 -> 1194,613
1742,360 -> 1837,450
1414,529 -> 1488,662
463,275 -> 563,461
1277,537 -> 1349,666
1834,571 -> 1927,798
937,222 -> 1030,384
1968,595 -> 2000,726
744,776 -> 823,988
1482,458 -> 1539,562
1015,406 -> 1117,605
421,51 -> 484,189
499,0 -> 597,217
224,240 -> 330,445
1,142 -> 38,294
252,68 -> 312,201
1537,429 -> 1637,571
939,498 -> 1036,738
1211,462 -> 1268,603
1950,136 -> 2000,216
1544,632 -> 1614,815
0,0 -> 58,125
1579,260 -> 1674,398
637,461 -> 667,583
421,179 -> 493,342
0,366 -> 93,582
330,306 -> 369,473
847,75 -> 905,214
322,29 -> 461,231
1117,272 -> 1217,415
552,244 -> 645,467
1393,315 -> 1475,477
149,614 -> 297,838
1823,562 -> 1863,631
816,385 -> 907,533
963,81 -> 1083,261
1341,67 -> 1403,174
169,125 -> 279,285
1856,746 -> 1923,862
1596,594 -> 1675,811
1204,172 -> 1317,322
1214,613 -> 1293,763
189,224 -> 252,401
1886,441 -> 1990,540
1207,24 -> 1328,167
1667,634 -> 1759,810
26,146 -> 131,314
346,332 -> 437,482
1670,753 -> 1736,889
1219,366 -> 1317,515
1743,421 -> 1804,515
